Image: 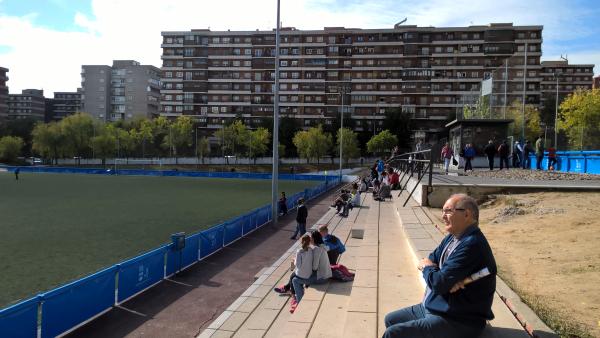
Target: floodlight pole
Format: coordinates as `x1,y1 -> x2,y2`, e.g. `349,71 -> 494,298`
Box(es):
554,75 -> 559,148
271,0 -> 281,225
521,43 -> 527,143
339,90 -> 344,182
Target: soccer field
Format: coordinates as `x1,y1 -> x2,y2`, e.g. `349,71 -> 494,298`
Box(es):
0,172 -> 318,307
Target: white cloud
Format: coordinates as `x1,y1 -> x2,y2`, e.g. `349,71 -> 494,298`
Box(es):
0,0 -> 598,96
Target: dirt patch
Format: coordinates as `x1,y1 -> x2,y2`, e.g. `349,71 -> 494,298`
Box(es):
432,192 -> 600,337
465,168 -> 600,181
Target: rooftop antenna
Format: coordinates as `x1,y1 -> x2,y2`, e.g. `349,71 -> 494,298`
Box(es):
394,18 -> 407,29
560,54 -> 568,62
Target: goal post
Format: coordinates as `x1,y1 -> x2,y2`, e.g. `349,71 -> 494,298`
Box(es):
113,158 -> 163,173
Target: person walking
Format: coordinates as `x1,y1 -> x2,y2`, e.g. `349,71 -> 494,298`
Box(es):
14,167 -> 20,181
497,140 -> 510,170
463,144 -> 476,173
440,142 -> 454,174
483,140 -> 497,171
290,198 -> 308,240
513,141 -> 523,168
547,145 -> 557,170
535,136 -> 544,170
522,140 -> 532,169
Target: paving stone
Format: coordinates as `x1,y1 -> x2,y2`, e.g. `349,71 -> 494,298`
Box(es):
342,312 -> 377,338
352,269 -> 378,288
261,291 -> 291,310
347,286 -> 377,313
279,321 -> 312,338
241,308 -> 280,330
404,228 -> 433,239
409,238 -> 439,251
249,284 -> 273,298
232,328 -> 265,338
226,296 -> 248,312
236,296 -> 262,313
207,310 -> 233,330
289,299 -> 321,323
356,256 -> 378,270
210,330 -> 235,338
219,311 -> 250,332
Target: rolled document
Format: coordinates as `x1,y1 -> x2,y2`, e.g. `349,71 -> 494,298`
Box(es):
464,267 -> 491,285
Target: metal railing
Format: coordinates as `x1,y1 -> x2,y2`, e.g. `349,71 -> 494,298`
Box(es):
386,149 -> 433,206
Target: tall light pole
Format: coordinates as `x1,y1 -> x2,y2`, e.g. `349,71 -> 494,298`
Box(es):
271,0 -> 281,225
336,86 -> 348,181
195,126 -> 199,166
554,74 -> 559,148
521,42 -> 528,143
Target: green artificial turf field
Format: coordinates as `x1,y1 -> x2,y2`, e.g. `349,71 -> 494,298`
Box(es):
0,172 -> 318,307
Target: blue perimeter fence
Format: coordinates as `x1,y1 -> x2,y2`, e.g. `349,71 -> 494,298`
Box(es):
528,150 -> 600,174
0,168 -> 340,338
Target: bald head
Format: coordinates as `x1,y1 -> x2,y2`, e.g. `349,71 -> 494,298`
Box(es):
441,194 -> 479,236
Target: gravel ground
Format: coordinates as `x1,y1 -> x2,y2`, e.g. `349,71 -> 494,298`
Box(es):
464,168 -> 600,181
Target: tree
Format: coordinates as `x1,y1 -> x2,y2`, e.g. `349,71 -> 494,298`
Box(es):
506,100 -> 543,142
293,125 -> 332,165
162,116 -> 193,163
0,136 -> 24,163
382,108 -> 413,152
367,130 -> 398,156
196,137 -> 210,164
336,127 -> 360,164
279,116 -> 300,157
0,118 -> 37,157
32,122 -> 65,164
213,120 -> 250,162
247,127 -> 270,163
90,124 -> 117,166
61,113 -> 94,165
558,89 -> 600,150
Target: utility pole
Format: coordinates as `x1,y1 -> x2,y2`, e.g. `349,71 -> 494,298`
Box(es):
554,74 -> 559,148
521,42 -> 528,143
271,0 -> 281,225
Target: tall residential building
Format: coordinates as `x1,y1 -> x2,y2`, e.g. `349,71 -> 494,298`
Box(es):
0,67 -> 8,120
46,89 -> 83,122
540,60 -> 594,109
7,89 -> 45,120
593,75 -> 600,89
161,23 -> 543,142
81,60 -> 161,122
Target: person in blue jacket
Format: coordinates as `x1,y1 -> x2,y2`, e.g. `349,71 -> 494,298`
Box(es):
383,193 -> 497,338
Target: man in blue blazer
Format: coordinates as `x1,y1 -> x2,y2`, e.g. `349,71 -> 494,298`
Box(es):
383,193 -> 497,338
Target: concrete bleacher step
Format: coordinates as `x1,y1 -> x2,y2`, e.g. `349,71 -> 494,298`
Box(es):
269,194 -> 369,338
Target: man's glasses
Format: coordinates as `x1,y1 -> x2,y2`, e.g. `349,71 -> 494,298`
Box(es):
442,208 -> 466,215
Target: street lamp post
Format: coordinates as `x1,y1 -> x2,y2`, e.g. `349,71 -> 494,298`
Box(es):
271,0 -> 281,225
554,74 -> 559,148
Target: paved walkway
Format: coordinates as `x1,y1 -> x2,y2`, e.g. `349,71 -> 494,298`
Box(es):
200,190 -> 556,338
66,188 -> 343,338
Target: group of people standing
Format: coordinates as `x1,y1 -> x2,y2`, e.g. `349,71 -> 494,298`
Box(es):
441,136 -> 557,173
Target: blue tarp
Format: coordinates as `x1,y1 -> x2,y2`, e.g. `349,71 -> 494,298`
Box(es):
41,266 -> 117,338
0,296 -> 39,338
199,225 -> 225,258
117,247 -> 166,303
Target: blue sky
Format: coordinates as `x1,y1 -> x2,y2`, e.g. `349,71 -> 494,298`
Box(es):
0,0 -> 598,95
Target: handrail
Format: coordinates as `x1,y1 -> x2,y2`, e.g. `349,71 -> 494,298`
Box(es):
386,149 -> 434,206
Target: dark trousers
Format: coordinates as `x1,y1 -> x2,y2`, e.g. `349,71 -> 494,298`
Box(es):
522,155 -> 531,169
499,156 -> 509,170
536,155 -> 543,170
383,303 -> 484,338
291,222 -> 306,239
464,158 -> 473,172
548,157 -> 557,170
487,155 -> 494,170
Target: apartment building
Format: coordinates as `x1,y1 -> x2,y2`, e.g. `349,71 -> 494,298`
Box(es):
46,89 -> 83,122
540,60 -> 594,109
593,75 -> 600,89
0,67 -> 8,120
161,23 -> 543,142
7,89 -> 45,120
81,60 -> 161,122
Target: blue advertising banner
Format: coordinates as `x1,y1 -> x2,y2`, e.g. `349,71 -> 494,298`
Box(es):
117,247 -> 166,303
41,266 -> 117,338
200,225 -> 224,258
224,217 -> 244,246
0,296 -> 39,338
182,234 -> 201,268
